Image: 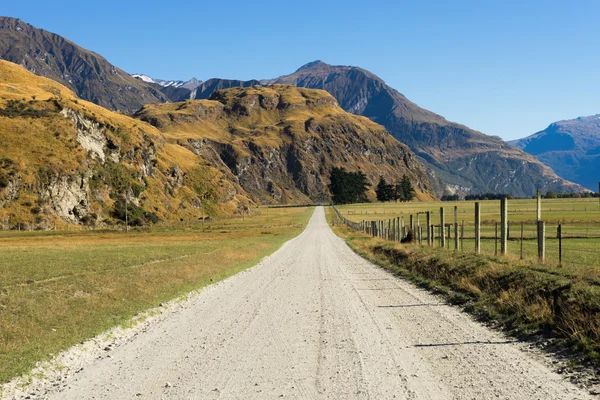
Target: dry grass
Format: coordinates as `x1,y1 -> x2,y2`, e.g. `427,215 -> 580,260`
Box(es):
0,206 -> 313,384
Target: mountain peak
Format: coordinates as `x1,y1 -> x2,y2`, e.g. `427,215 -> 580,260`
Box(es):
296,60 -> 329,72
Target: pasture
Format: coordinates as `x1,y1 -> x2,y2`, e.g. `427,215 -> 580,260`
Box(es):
336,198 -> 600,276
0,206 -> 313,384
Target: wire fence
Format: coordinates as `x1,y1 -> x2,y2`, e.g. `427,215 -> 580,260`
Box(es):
333,202 -> 600,271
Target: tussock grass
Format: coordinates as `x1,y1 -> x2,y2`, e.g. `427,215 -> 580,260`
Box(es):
327,207 -> 600,366
0,206 -> 313,384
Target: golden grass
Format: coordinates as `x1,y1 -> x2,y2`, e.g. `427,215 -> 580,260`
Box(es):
0,206 -> 313,384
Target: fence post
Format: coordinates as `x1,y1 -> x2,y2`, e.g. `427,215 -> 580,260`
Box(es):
475,202 -> 481,254
440,207 -> 445,248
537,189 -> 542,222
520,221 -> 524,260
537,220 -> 545,263
426,211 -> 432,246
396,217 -> 400,242
454,206 -> 459,251
495,222 -> 498,256
418,226 -> 423,245
501,197 -> 508,255
409,214 -> 414,236
460,220 -> 465,251
446,225 -> 451,248
558,223 -> 562,266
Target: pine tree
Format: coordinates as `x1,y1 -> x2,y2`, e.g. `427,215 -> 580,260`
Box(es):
399,174 -> 416,202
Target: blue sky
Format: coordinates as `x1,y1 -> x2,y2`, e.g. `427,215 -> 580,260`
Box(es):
3,0 -> 600,140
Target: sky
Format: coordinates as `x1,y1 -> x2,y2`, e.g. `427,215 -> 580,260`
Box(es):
3,0 -> 600,140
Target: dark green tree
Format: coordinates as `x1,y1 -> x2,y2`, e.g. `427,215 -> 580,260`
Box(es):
329,167 -> 370,204
398,174 -> 416,202
376,176 -> 396,202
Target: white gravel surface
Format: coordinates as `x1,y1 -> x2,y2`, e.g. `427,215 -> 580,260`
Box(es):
2,207 -> 593,399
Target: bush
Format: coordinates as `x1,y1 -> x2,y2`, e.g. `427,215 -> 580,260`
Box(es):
30,206 -> 41,214
111,198 -> 159,226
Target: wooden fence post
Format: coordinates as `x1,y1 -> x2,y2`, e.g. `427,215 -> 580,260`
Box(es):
440,207 -> 445,248
537,189 -> 542,222
537,220 -> 545,263
454,206 -> 459,251
558,223 -> 562,266
495,222 -> 498,256
520,221 -> 524,260
475,202 -> 481,254
426,211 -> 432,246
460,220 -> 465,251
501,197 -> 508,255
446,225 -> 451,248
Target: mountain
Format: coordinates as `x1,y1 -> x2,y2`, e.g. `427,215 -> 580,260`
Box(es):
131,74 -> 202,90
0,17 -> 169,114
0,60 -> 433,229
264,61 -> 585,197
0,60 -> 254,228
153,78 -> 262,102
510,115 -> 600,191
133,84 -> 435,203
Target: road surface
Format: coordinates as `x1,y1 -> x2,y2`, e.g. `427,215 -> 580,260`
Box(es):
39,207 -> 591,399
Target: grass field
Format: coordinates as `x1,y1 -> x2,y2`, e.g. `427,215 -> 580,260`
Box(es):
336,198 -> 600,273
0,206 -> 313,384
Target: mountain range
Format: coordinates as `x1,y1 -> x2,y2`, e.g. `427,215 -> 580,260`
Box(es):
136,61 -> 583,197
0,15 -> 588,201
511,115 -> 600,191
0,60 -> 433,228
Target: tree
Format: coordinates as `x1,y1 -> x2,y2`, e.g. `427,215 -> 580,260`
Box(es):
329,167 -> 370,204
398,174 -> 416,202
376,176 -> 395,202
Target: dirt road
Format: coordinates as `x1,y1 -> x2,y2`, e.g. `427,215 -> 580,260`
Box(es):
36,207 -> 591,399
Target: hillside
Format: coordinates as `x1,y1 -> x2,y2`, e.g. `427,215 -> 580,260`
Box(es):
0,60 -> 251,229
134,85 -> 435,203
0,17 -> 169,114
511,115 -> 600,191
266,61 -> 585,197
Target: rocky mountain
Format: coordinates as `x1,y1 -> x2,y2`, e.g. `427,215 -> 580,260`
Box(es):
131,74 -> 202,91
0,60 -> 433,229
0,60 -> 252,229
134,84 -> 434,203
265,61 -> 585,197
510,115 -> 600,191
0,17 -> 169,114
153,78 -> 262,103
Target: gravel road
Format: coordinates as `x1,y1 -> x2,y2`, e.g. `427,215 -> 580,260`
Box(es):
26,207 -> 593,399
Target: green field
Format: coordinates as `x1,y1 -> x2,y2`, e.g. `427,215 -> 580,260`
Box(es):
0,206 -> 313,384
337,198 -> 600,275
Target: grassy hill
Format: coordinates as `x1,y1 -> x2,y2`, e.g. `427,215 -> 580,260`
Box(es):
135,84 -> 435,203
0,60 -> 251,229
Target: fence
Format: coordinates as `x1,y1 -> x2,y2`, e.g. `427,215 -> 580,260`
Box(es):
332,199 -> 600,270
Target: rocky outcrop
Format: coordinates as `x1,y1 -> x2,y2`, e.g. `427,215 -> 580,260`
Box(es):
40,174 -> 90,223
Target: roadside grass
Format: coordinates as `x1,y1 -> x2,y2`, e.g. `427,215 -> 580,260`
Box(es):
0,206 -> 313,384
326,207 -> 600,367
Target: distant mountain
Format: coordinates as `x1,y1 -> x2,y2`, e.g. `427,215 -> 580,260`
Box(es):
151,78 -> 262,102
134,85 -> 435,203
131,74 -> 202,90
510,115 -> 600,191
265,61 -> 585,197
0,17 -> 169,113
